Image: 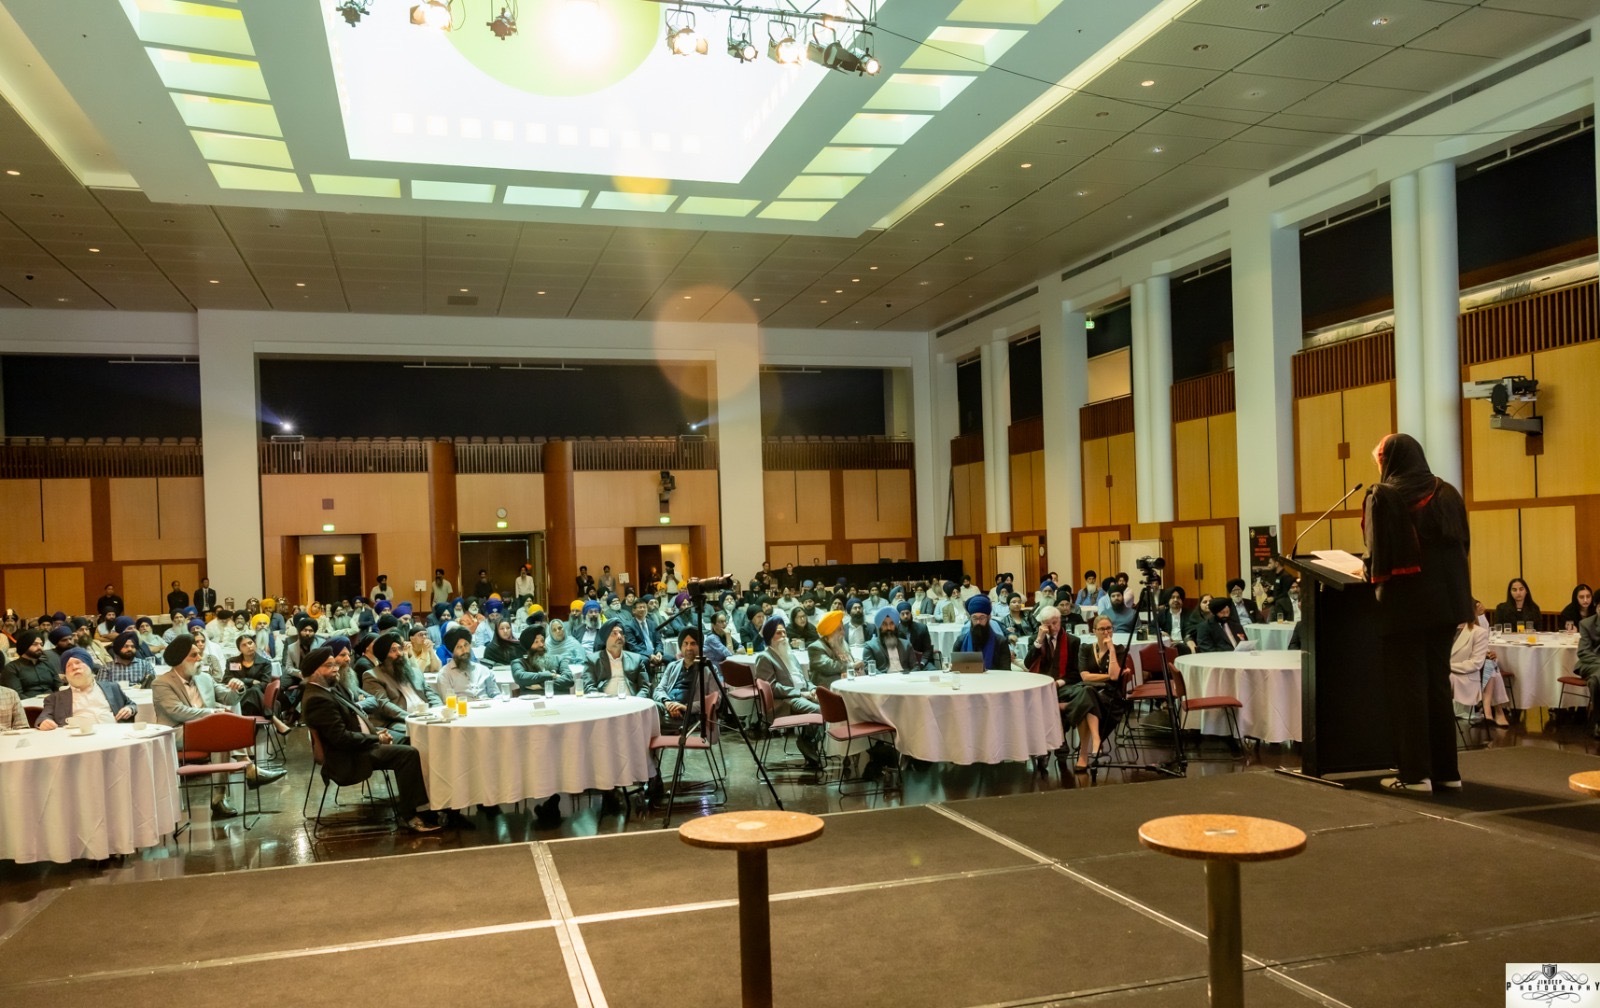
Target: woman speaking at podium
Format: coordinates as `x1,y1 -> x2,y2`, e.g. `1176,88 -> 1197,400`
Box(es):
1363,433 -> 1473,793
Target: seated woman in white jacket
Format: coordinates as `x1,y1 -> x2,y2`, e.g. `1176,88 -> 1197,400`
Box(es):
1451,600 -> 1511,728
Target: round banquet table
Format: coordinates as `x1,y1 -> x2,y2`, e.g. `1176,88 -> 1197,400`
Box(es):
24,687 -> 156,724
924,622 -> 963,660
1489,632 -> 1579,709
407,695 -> 659,810
1243,622 -> 1296,651
0,723 -> 181,863
832,670 -> 1063,764
1174,650 -> 1303,744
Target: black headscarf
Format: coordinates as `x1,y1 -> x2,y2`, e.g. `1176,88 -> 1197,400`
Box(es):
1364,433 -> 1468,583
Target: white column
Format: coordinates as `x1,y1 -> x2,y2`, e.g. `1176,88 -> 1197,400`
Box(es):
196,311 -> 264,596
1418,160 -> 1462,488
714,332 -> 765,578
1230,214 -> 1302,572
1040,282 -> 1087,569
911,341 -> 944,561
1390,172 -> 1426,439
981,334 -> 1011,533
1129,280 -> 1154,523
1144,273 -> 1175,523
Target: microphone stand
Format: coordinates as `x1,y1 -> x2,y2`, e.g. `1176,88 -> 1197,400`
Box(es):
1288,483 -> 1365,558
660,580 -> 784,828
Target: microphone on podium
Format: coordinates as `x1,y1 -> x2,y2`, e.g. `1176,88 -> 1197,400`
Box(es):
1288,483 -> 1365,559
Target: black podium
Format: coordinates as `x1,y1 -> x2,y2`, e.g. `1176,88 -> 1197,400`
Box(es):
1281,555 -> 1393,780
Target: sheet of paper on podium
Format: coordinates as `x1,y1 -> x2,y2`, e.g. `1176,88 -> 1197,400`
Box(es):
1307,550 -> 1364,580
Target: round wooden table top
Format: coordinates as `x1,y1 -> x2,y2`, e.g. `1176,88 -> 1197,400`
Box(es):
1570,771 -> 1600,799
1138,814 -> 1307,862
679,810 -> 826,852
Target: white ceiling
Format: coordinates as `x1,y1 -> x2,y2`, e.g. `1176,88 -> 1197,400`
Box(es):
0,0 -> 1593,331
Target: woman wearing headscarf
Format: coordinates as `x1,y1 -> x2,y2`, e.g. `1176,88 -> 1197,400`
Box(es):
1363,433 -> 1472,793
481,617 -> 521,667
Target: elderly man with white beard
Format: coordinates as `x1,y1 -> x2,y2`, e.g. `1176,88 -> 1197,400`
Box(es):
750,619 -> 824,768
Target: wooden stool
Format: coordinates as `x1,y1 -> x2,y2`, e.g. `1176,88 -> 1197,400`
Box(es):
1139,814 -> 1307,1008
680,810 -> 825,1008
1571,771 -> 1600,799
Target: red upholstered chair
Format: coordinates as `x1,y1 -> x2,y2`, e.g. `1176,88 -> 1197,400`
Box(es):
1175,669 -> 1249,761
650,689 -> 724,817
250,678 -> 285,764
815,685 -> 896,796
753,677 -> 824,769
176,712 -> 260,828
716,656 -> 762,734
1558,676 -> 1590,716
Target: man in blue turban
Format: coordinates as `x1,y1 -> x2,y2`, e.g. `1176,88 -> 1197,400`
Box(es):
952,594 -> 1008,670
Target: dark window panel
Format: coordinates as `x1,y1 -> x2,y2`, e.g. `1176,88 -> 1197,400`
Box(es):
759,369 -> 886,436
1008,336 -> 1042,422
1171,265 -> 1234,382
3,356 -> 202,438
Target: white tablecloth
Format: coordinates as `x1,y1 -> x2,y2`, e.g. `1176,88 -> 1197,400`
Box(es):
1175,650 -> 1303,744
924,622 -> 963,659
24,687 -> 156,724
1490,633 -> 1579,709
832,670 -> 1063,764
0,724 -> 180,863
407,696 -> 658,810
1243,622 -> 1296,651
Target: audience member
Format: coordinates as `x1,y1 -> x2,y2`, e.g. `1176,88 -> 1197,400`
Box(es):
2,629 -> 63,698
34,648 -> 136,729
862,606 -> 927,674
1493,578 -> 1539,628
953,595 -> 1010,669
1071,616 -> 1129,769
1451,602 -> 1510,728
750,620 -> 823,767
582,621 -> 650,696
1559,584 -> 1594,632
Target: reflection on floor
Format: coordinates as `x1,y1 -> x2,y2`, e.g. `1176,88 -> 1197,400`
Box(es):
0,714 -> 1594,932
3,736 -> 1597,1008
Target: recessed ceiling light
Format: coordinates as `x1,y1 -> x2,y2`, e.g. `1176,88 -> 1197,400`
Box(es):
88,247 -> 100,253
1019,162 -> 1033,169
963,256 -> 974,261
869,266 -> 878,270
1254,2 -> 1270,8
56,297 -> 68,302
3,169 -> 18,176
1094,111 -> 1110,118
820,299 -> 828,304
834,289 -> 842,293
918,281 -> 930,286
208,279 -> 220,284
536,290 -> 545,295
295,282 -> 305,287
1140,79 -> 1156,87
851,278 -> 860,282
1076,190 -> 1089,196
682,295 -> 692,299
1371,16 -> 1389,26
753,297 -> 761,302
933,222 -> 945,227
1192,43 -> 1209,52
1151,146 -> 1164,153
459,287 -> 468,292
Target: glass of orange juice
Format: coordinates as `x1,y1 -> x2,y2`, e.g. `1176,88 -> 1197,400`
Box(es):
443,694 -> 456,714
455,697 -> 469,717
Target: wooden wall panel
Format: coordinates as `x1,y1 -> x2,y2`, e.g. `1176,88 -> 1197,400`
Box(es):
1519,505 -> 1577,608
160,563 -> 199,603
1174,419 -> 1211,521
1031,452 -> 1046,530
851,542 -> 882,564
368,532 -> 434,611
1465,356 -> 1535,503
873,470 -> 913,537
1293,517 -> 1333,555
1106,432 -> 1137,525
943,536 -> 979,580
1295,392 -> 1344,512
261,473 -> 431,535
1081,440 -> 1109,527
1328,515 -> 1365,556
0,480 -> 46,565
768,545 -> 800,568
1534,342 -> 1600,498
1340,383 -> 1393,487
1209,412 -> 1238,518
1169,525 -> 1198,595
108,478 -> 206,562
121,563 -> 162,617
1196,523 -> 1229,597
1009,453 -> 1037,531
763,471 -> 797,537
41,480 -> 92,563
4,568 -> 44,617
1468,508 -> 1519,608
456,473 -> 546,534
951,462 -> 984,536
843,469 -> 913,540
1074,529 -> 1121,584
44,566 -> 84,617
766,470 -> 835,543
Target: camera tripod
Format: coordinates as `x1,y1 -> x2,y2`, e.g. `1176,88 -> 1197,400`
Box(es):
658,577 -> 784,828
1084,572 -> 1187,780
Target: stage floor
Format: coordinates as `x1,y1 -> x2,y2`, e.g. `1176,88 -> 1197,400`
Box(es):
3,748 -> 1597,1007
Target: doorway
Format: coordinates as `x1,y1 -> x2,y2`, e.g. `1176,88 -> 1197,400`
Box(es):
635,544 -> 662,594
459,535 -> 539,601
310,552 -> 363,606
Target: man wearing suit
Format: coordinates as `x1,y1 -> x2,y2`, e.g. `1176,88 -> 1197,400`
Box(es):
1579,610 -> 1600,739
152,634 -> 284,818
622,598 -> 662,664
34,648 -> 136,728
750,619 -> 823,766
581,621 -> 651,696
1225,578 -> 1260,624
193,578 -> 218,612
575,565 -> 596,598
299,646 -> 439,833
862,607 -> 929,674
1192,598 -> 1251,654
895,600 -> 933,658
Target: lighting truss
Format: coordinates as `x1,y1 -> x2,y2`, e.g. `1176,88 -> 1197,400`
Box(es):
639,1 -> 878,30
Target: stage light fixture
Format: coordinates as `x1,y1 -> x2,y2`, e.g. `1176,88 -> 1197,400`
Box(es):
809,29 -> 880,75
409,0 -> 452,30
333,0 -> 373,27
768,21 -> 802,65
665,7 -> 707,56
726,14 -> 756,62
486,5 -> 516,39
